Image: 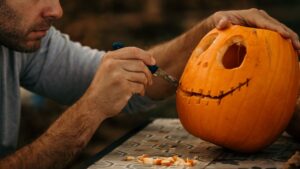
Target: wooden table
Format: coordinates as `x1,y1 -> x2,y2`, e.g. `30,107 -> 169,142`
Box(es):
81,118 -> 300,169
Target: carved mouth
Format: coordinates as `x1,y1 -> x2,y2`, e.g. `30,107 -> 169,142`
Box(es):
180,78 -> 250,100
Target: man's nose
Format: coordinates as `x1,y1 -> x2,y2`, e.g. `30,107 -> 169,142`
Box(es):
42,0 -> 63,20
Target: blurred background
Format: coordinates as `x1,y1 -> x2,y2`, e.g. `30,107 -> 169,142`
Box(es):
19,0 -> 300,168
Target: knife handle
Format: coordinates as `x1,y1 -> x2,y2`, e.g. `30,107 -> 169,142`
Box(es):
112,42 -> 158,74
147,65 -> 158,74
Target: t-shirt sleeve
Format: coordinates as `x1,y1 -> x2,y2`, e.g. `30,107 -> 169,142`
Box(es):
20,27 -> 104,105
20,27 -> 157,113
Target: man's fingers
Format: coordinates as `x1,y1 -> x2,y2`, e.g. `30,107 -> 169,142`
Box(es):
110,47 -> 156,66
119,60 -> 153,85
216,17 -> 231,30
124,63 -> 152,86
280,24 -> 300,50
262,18 -> 300,50
127,72 -> 148,86
258,11 -> 292,38
211,9 -> 300,56
247,9 -> 300,50
129,82 -> 145,96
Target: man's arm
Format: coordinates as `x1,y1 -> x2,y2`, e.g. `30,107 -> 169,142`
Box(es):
145,8 -> 300,99
0,47 -> 155,169
0,98 -> 106,169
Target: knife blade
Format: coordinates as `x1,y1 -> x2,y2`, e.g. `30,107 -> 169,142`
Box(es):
112,42 -> 179,87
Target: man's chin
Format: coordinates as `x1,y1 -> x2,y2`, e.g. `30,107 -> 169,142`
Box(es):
11,40 -> 42,53
0,38 -> 41,53
23,40 -> 42,52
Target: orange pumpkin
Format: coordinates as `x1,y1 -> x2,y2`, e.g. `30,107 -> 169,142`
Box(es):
176,25 -> 299,152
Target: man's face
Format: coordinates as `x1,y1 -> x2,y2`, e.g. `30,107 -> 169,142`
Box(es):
0,0 -> 63,52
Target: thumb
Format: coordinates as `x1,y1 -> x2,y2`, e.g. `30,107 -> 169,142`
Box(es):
216,17 -> 232,30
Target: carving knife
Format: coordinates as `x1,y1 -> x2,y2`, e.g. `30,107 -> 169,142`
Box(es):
112,42 -> 179,87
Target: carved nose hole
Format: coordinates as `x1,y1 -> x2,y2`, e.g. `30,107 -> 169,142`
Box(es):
222,43 -> 246,69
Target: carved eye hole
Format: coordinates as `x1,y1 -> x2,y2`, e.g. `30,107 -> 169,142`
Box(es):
222,43 -> 246,69
196,33 -> 218,57
201,33 -> 218,51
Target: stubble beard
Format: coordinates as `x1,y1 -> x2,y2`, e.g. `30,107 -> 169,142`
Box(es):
0,1 -> 43,52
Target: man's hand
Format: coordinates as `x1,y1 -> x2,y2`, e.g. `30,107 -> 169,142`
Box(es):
81,47 -> 155,118
206,8 -> 300,54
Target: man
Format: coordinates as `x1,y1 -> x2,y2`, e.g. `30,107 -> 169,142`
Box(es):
0,0 -> 299,168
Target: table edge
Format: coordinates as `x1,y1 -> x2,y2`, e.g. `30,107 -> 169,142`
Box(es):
73,119 -> 153,169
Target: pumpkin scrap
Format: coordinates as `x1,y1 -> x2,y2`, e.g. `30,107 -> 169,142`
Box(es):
123,154 -> 198,167
283,151 -> 300,169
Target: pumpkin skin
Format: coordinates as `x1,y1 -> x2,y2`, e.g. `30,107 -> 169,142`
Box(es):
176,25 -> 299,153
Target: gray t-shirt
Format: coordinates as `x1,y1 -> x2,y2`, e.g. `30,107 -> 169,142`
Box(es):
0,27 -> 155,157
